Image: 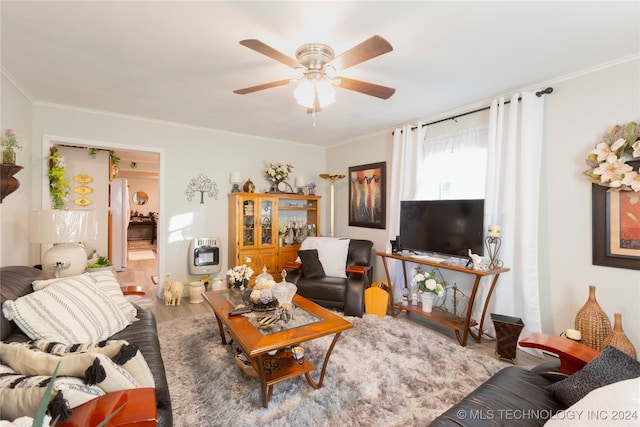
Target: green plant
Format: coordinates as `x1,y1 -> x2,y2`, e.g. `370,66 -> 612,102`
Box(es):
109,150 -> 120,170
88,147 -> 99,158
88,256 -> 112,269
1,129 -> 22,150
48,148 -> 70,209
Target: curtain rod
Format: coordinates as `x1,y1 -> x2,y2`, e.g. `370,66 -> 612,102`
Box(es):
394,87 -> 554,134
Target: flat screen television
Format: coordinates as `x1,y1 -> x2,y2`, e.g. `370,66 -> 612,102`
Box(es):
399,199 -> 484,258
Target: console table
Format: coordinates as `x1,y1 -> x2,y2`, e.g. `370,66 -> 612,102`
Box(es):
377,251 -> 509,346
128,218 -> 156,243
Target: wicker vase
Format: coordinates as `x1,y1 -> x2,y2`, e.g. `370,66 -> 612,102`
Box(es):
602,313 -> 637,360
574,285 -> 612,351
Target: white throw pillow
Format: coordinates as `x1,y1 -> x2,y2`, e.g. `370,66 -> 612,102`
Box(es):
0,364 -> 105,422
299,237 -> 350,278
0,342 -> 141,393
30,339 -> 155,388
545,377 -> 640,426
85,271 -> 138,322
33,271 -> 137,323
3,277 -> 131,344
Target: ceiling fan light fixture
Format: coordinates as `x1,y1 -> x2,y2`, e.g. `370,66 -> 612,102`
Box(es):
315,78 -> 336,107
294,76 -> 336,109
293,79 -> 315,108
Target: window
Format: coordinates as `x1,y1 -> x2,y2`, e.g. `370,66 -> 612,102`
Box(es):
415,126 -> 488,200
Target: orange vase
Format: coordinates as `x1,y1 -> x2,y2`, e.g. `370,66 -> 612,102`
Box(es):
574,285 -> 612,351
602,313 -> 637,360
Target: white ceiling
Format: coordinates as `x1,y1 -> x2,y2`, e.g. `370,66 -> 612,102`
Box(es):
2,1 -> 639,147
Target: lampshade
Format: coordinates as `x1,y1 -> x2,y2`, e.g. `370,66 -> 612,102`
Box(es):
295,176 -> 306,188
229,171 -> 242,184
30,210 -> 98,278
293,75 -> 336,109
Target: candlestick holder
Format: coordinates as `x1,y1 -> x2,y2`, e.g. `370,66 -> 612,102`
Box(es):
484,236 -> 503,269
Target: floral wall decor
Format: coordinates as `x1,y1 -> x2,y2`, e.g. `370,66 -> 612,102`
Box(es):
185,173 -> 218,204
586,121 -> 640,270
584,121 -> 640,192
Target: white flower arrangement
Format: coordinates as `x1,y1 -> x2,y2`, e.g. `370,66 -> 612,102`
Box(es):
227,256 -> 254,283
411,267 -> 445,296
265,162 -> 294,183
584,121 -> 640,192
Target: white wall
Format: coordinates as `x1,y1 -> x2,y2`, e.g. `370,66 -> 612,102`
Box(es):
0,74 -> 33,266
327,57 -> 640,348
125,176 -> 159,215
55,146 -> 110,258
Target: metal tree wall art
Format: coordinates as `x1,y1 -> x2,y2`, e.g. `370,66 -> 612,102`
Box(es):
186,173 -> 218,204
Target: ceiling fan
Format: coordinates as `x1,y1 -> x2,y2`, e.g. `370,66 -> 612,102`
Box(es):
233,35 -> 395,112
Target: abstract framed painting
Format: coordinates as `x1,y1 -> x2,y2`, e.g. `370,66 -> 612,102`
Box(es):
348,162 -> 386,229
592,182 -> 640,270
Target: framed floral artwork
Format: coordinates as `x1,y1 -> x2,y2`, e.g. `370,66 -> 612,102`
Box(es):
348,162 -> 386,229
592,182 -> 640,270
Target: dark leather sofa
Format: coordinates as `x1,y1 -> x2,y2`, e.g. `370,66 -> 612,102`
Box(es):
285,238 -> 374,317
0,266 -> 172,427
429,334 -> 624,426
430,360 -> 566,426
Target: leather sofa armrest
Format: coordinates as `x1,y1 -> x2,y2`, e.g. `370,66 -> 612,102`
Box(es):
519,333 -> 600,375
122,286 -> 146,295
345,264 -> 371,276
283,261 -> 302,270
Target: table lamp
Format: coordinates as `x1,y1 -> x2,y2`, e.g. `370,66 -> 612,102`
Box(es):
30,209 -> 98,277
230,171 -> 242,193
294,176 -> 306,195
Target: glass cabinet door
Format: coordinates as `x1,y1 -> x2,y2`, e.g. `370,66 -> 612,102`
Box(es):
242,199 -> 255,247
260,199 -> 273,246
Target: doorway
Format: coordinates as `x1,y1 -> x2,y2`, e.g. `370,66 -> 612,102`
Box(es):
43,136 -> 164,298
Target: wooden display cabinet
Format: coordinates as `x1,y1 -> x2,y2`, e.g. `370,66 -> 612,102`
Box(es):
228,193 -> 320,282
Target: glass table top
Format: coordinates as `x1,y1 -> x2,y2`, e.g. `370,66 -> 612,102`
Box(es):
223,291 -> 321,336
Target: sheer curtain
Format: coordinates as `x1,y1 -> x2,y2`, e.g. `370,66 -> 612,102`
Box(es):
416,126 -> 488,200
388,123 -> 424,302
481,91 -> 545,352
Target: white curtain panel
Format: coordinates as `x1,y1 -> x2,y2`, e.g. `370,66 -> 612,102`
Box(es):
388,123 -> 424,302
480,91 -> 545,351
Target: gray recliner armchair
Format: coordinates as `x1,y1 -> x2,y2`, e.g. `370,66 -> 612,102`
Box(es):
284,238 -> 374,317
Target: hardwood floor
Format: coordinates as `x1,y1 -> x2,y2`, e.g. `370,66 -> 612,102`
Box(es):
116,245 -> 547,368
116,240 -> 210,323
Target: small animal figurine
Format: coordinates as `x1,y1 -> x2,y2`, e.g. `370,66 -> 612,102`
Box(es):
468,249 -> 490,271
164,280 -> 185,306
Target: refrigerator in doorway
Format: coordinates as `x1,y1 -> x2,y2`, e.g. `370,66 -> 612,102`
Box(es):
110,178 -> 130,271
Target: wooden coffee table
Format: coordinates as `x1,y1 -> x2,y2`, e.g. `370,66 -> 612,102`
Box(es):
202,290 -> 353,407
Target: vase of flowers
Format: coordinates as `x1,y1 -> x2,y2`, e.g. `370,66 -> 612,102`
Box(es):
265,161 -> 294,188
278,225 -> 287,246
411,267 -> 444,313
308,182 -> 316,195
227,256 -> 254,291
1,129 -> 21,165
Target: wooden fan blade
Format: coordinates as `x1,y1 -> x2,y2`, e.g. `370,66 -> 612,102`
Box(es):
239,39 -> 301,69
330,35 -> 393,71
337,77 -> 396,99
233,79 -> 292,94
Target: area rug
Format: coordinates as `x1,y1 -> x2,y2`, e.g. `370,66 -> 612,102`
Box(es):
158,313 -> 507,427
128,250 -> 155,261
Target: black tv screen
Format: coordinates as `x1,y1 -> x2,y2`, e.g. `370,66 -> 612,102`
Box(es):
399,199 -> 484,258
